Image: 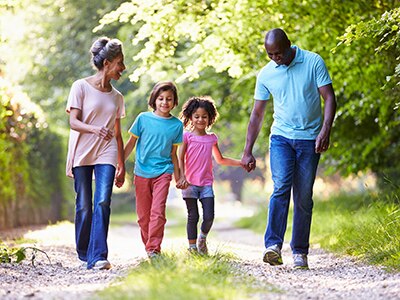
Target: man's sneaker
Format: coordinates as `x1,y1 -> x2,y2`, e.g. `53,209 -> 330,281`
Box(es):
93,260 -> 112,270
293,254 -> 309,269
197,237 -> 208,255
263,244 -> 283,265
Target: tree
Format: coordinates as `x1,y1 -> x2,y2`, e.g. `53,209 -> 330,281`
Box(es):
98,0 -> 400,183
9,0 -> 133,127
331,6 -> 400,189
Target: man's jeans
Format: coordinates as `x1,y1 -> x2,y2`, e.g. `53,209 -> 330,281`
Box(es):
72,164 -> 115,269
264,135 -> 320,255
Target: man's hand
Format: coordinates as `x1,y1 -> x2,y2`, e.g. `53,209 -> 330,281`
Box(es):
315,127 -> 330,153
241,153 -> 256,172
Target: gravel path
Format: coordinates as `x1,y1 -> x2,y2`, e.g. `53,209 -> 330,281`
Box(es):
213,222 -> 400,300
1,203 -> 399,299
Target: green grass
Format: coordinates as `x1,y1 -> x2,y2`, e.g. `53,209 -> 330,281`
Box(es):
110,211 -> 137,226
236,192 -> 400,271
165,206 -> 187,237
97,251 -> 273,300
312,194 -> 400,270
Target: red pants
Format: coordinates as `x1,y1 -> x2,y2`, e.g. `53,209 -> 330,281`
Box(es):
134,173 -> 172,253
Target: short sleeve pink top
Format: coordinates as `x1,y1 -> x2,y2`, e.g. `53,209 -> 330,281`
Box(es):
65,79 -> 125,177
183,131 -> 218,186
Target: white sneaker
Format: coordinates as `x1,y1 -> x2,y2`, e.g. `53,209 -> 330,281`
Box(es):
79,260 -> 87,269
93,260 -> 112,270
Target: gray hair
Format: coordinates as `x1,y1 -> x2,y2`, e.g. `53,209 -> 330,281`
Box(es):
90,37 -> 123,70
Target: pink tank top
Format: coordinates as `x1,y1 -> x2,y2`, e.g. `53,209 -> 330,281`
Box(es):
184,131 -> 218,186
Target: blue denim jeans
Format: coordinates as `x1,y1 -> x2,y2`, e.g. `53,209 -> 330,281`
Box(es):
182,185 -> 214,199
264,135 -> 320,255
72,164 -> 115,269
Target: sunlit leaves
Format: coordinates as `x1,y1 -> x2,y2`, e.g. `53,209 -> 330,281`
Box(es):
98,0 -> 274,83
95,0 -> 400,181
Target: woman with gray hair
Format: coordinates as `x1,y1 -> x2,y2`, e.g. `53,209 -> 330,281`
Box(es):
66,37 -> 126,270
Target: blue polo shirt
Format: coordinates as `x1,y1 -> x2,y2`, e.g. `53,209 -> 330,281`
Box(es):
254,46 -> 332,139
129,111 -> 183,178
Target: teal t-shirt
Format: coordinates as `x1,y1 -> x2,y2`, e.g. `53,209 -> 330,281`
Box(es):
129,111 -> 183,178
254,46 -> 332,140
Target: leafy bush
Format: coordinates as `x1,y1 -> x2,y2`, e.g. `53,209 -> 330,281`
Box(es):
0,78 -> 67,227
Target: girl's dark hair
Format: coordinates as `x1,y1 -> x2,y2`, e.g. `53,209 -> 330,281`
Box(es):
148,81 -> 179,110
180,96 -> 219,129
90,37 -> 123,70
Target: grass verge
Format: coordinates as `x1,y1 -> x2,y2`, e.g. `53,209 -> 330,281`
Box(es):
236,192 -> 400,271
97,251 -> 271,300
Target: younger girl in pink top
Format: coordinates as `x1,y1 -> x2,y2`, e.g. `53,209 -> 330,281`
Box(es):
178,96 -> 243,254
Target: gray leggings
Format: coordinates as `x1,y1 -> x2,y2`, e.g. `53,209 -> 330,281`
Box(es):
184,197 -> 215,240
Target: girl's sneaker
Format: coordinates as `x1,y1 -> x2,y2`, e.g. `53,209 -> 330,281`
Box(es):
147,251 -> 160,259
187,247 -> 198,254
197,237 -> 208,255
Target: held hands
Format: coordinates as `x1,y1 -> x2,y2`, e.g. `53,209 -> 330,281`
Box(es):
241,153 -> 256,173
114,164 -> 125,188
176,176 -> 190,190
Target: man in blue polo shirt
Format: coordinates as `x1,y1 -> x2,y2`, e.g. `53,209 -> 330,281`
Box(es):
241,28 -> 336,269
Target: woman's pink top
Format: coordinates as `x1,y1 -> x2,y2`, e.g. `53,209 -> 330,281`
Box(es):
65,79 -> 125,177
184,131 -> 218,186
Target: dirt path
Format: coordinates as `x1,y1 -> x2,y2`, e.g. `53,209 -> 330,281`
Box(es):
1,202 -> 400,299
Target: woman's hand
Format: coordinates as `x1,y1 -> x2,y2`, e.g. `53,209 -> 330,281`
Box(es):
95,126 -> 114,141
114,164 -> 125,188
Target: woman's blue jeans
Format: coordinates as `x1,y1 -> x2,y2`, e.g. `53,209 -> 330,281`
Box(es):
72,164 -> 115,269
264,135 -> 320,255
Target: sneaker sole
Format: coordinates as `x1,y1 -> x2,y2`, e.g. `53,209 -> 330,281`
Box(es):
293,265 -> 309,270
93,263 -> 112,270
263,250 -> 283,266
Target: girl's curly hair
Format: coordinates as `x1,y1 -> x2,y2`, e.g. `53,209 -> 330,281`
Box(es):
180,96 -> 219,129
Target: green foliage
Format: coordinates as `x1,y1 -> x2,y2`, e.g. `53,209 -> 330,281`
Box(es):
0,243 -> 50,266
0,77 -> 66,225
0,0 -> 129,224
2,0 -> 132,127
325,5 -> 400,178
99,0 -> 400,180
0,78 -> 37,204
336,6 -> 400,84
0,244 -> 25,263
98,251 -> 271,299
97,0 -> 272,83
